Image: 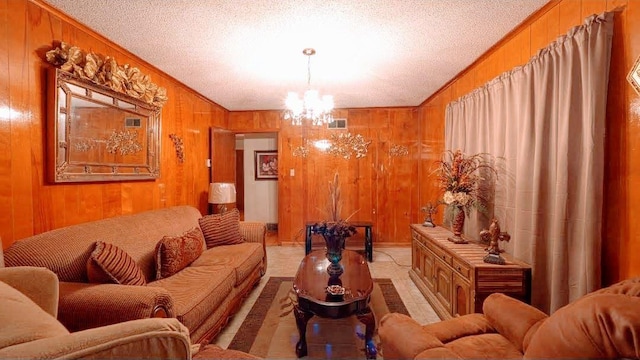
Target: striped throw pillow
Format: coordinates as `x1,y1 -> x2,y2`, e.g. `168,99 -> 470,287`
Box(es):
199,208 -> 244,248
87,241 -> 146,286
155,227 -> 205,279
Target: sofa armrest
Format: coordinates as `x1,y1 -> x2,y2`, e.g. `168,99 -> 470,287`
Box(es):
58,281 -> 175,332
0,266 -> 59,317
240,221 -> 267,274
240,221 -> 266,244
483,293 -> 548,353
0,317 -> 191,359
379,313 -> 445,359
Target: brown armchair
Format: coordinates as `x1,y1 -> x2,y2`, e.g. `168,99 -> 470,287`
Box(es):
0,266 -> 260,359
379,278 -> 640,359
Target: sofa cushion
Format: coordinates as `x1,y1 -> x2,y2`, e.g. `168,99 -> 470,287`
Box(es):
148,266 -> 235,331
87,241 -> 146,286
190,242 -> 264,286
378,313 -> 445,359
155,227 -> 205,279
445,333 -> 524,358
421,313 -> 495,344
590,276 -> 640,297
0,281 -> 69,349
199,209 -> 244,248
524,293 -> 640,359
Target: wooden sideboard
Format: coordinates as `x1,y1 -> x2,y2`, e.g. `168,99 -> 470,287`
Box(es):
409,224 -> 531,320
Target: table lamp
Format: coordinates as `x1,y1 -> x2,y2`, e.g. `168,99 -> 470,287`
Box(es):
208,182 -> 236,213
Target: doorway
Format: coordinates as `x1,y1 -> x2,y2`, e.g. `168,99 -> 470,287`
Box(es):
235,133 -> 278,238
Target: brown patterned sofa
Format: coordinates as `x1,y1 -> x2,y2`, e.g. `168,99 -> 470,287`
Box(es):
379,277 -> 640,359
3,206 -> 267,345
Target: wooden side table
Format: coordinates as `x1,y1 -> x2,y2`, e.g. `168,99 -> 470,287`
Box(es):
305,221 -> 374,262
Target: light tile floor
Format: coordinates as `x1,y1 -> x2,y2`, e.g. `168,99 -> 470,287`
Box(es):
214,245 -> 441,348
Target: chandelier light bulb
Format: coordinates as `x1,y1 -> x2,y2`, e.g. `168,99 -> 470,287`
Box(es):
283,48 -> 334,126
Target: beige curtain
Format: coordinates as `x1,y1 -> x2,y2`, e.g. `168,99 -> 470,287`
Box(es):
445,12 -> 613,313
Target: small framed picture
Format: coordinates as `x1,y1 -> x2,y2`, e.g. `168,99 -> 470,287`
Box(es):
254,150 -> 278,180
628,55 -> 640,96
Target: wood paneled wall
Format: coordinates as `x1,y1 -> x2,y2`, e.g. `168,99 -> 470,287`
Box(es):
228,108 -> 422,246
417,0 -> 639,285
4,0 -> 638,286
0,0 -> 228,249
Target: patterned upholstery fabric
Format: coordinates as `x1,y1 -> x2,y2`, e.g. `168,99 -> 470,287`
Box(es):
87,242 -> 146,286
238,221 -> 267,244
57,281 -> 174,332
155,227 -> 205,279
4,206 -> 203,282
3,206 -> 266,345
199,209 -> 244,248
148,266 -> 235,331
191,242 -> 264,286
0,281 -> 69,349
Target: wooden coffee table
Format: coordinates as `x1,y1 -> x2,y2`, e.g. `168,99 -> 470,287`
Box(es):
292,249 -> 376,359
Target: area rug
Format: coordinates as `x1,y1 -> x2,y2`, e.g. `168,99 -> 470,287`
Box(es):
228,276 -> 409,359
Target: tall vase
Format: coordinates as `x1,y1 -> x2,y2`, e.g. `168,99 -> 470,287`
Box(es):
448,205 -> 468,244
325,235 -> 344,276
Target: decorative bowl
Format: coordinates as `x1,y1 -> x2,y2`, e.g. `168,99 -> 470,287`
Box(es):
326,285 -> 345,296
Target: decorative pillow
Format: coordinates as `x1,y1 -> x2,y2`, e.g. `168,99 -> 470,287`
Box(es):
198,208 -> 244,248
155,227 -> 205,279
86,241 -> 146,286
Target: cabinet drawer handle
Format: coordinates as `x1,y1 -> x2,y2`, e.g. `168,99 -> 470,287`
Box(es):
457,266 -> 461,271
442,255 -> 446,260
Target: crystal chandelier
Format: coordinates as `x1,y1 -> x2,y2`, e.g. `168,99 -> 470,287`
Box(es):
284,48 -> 334,126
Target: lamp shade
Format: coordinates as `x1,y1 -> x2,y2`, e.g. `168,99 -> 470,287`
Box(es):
208,182 -> 236,204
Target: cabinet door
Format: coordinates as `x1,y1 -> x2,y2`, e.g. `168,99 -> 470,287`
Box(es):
412,239 -> 421,272
411,231 -> 423,272
434,258 -> 452,313
422,246 -> 436,293
452,271 -> 472,316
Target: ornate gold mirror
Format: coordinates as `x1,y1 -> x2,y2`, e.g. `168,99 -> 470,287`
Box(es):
48,69 -> 161,182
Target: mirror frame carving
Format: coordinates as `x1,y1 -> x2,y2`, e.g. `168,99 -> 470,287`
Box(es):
48,68 -> 161,183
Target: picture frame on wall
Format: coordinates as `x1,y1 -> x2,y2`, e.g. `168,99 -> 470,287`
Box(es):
254,150 -> 278,180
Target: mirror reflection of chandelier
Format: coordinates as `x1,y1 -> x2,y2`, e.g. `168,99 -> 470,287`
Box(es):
284,48 -> 334,126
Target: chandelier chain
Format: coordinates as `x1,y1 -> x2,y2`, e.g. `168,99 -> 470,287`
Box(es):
307,54 -> 311,88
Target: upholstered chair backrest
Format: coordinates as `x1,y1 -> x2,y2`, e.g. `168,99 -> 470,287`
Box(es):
524,278 -> 640,359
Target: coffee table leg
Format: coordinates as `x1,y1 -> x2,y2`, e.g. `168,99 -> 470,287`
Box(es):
294,305 -> 313,357
357,308 -> 377,359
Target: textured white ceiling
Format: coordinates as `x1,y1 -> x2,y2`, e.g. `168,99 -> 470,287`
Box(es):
44,0 -> 548,111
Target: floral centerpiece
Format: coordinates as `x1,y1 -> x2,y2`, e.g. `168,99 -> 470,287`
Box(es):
433,150 -> 496,243
312,172 -> 357,276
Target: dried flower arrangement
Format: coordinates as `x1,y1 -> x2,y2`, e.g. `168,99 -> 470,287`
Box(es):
433,150 -> 497,217
312,173 -> 357,248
